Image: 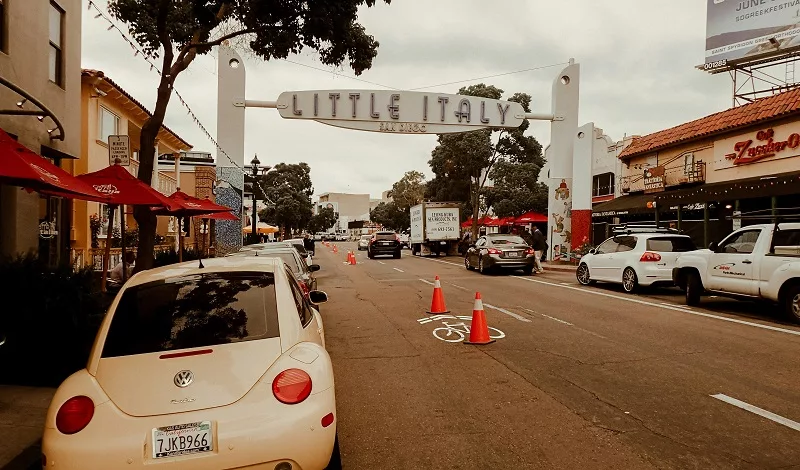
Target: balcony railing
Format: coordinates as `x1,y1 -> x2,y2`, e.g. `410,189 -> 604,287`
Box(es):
129,159 -> 178,196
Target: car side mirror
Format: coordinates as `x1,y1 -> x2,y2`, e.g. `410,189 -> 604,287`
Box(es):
0,334 -> 6,348
708,242 -> 718,252
309,264 -> 321,272
309,290 -> 328,305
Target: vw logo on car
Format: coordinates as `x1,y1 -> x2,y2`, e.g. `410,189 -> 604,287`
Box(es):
173,370 -> 194,388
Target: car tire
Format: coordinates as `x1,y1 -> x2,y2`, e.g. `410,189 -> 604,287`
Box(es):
522,266 -> 534,275
622,267 -> 638,293
782,283 -> 800,323
685,271 -> 702,306
367,251 -> 374,259
393,251 -> 401,259
576,263 -> 594,285
478,257 -> 487,275
465,256 -> 473,270
324,434 -> 343,470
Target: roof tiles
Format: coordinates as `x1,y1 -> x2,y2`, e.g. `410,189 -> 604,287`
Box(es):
619,87 -> 800,159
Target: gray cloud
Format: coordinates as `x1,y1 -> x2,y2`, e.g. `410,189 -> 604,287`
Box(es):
84,0 -> 737,199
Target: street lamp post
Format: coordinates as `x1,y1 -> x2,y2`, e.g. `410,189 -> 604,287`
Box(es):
249,154 -> 271,244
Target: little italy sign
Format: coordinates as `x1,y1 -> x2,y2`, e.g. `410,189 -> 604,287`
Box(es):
275,90 -> 527,134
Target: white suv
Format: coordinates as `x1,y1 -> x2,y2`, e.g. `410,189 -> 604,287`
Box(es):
576,226 -> 696,293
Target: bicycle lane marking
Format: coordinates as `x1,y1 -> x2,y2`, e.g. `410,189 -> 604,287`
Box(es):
416,315 -> 507,343
405,256 -> 800,337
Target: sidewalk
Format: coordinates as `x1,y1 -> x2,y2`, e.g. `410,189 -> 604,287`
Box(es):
0,386 -> 55,469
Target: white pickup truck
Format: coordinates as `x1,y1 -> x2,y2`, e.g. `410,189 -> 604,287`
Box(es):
672,223 -> 800,322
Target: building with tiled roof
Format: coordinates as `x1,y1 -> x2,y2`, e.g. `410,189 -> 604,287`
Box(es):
593,87 -> 800,247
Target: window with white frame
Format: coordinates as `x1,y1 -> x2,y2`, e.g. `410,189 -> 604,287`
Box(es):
48,2 -> 64,85
100,106 -> 119,142
592,172 -> 615,197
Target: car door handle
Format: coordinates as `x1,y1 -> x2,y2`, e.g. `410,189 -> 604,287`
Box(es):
742,260 -> 752,264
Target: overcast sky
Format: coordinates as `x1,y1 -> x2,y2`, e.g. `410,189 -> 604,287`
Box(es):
82,0 -> 732,200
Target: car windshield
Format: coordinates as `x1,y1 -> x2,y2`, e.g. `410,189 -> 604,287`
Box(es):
490,235 -> 527,245
361,235 -> 371,240
102,272 -> 280,358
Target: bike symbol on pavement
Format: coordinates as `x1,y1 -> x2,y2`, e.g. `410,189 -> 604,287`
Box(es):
417,315 -> 505,343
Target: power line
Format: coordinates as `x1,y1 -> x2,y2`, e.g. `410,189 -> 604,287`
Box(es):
408,63 -> 571,91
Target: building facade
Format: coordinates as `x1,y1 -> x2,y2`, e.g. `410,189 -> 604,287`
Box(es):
594,87 -> 800,248
72,70 -> 193,267
317,192 -> 371,234
0,0 -> 82,265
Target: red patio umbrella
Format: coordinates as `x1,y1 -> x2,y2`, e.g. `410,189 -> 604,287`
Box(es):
152,191 -> 233,261
514,211 -> 548,224
0,128 -> 108,202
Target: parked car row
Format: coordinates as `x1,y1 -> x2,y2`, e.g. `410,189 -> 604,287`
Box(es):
576,222 -> 800,323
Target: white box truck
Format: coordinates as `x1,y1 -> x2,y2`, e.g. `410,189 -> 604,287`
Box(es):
409,202 -> 461,256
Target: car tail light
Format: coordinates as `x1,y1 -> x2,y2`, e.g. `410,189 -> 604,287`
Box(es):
487,248 -> 502,255
272,369 -> 312,404
525,248 -> 535,254
321,412 -> 335,428
299,281 -> 310,296
640,251 -> 662,262
56,396 -> 94,434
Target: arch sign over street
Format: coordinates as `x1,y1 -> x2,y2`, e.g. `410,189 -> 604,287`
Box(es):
215,45 -> 581,255
273,90 -> 526,134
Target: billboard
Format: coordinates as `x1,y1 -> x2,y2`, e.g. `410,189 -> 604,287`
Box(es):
705,0 -> 800,70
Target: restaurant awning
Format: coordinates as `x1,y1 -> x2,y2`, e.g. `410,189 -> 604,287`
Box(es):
514,211 -> 547,224
592,194 -> 654,218
652,171 -> 800,207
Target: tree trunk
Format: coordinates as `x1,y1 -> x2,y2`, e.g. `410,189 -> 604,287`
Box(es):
471,177 -> 480,241
133,72 -> 175,273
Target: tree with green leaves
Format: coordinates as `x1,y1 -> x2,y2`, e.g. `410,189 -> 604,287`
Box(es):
388,170 -> 426,212
257,163 -> 314,239
369,201 -> 408,231
108,0 -> 392,271
307,206 -> 337,234
426,84 -> 543,240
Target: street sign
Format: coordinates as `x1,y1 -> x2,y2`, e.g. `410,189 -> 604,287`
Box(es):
108,135 -> 131,166
275,90 -> 526,134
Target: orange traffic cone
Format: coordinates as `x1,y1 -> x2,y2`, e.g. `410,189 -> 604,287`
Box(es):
426,276 -> 450,314
349,251 -> 357,265
333,244 -> 338,253
464,292 -> 495,345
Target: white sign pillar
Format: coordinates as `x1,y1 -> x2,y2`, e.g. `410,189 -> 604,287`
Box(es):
215,45 -> 247,255
547,61 -> 580,261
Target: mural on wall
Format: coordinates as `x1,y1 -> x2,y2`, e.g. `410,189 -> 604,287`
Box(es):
548,177 -> 572,262
214,167 -> 244,256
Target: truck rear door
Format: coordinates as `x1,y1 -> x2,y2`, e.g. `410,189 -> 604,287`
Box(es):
706,228 -> 762,296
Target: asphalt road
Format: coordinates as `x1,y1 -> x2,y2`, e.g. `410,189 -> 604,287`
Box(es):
315,243 -> 800,469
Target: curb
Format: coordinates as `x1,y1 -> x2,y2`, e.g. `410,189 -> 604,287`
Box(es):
542,264 -> 577,273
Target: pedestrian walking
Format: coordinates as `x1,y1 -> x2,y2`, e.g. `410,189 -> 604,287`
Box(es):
303,233 -> 315,257
531,225 -> 546,273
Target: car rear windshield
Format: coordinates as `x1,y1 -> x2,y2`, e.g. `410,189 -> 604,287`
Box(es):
491,236 -> 526,245
102,272 -> 280,358
375,233 -> 397,241
646,236 -> 697,252
270,252 -> 301,273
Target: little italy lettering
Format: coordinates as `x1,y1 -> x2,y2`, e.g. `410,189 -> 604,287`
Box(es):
276,90 -> 525,134
725,128 -> 800,165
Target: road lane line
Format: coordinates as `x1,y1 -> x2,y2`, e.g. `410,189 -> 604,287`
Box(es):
419,279 -> 434,286
450,284 -> 468,290
661,302 -> 692,310
520,307 -> 573,326
483,303 -> 533,323
378,261 -> 386,265
711,394 -> 800,432
511,275 -> 800,337
393,268 -> 405,273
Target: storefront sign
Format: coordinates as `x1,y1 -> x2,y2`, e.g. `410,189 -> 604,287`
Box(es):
39,220 -> 57,239
643,166 -> 665,194
276,90 -> 526,134
725,128 -> 800,166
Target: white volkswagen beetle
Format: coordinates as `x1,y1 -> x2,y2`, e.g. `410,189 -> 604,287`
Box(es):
41,257 -> 339,469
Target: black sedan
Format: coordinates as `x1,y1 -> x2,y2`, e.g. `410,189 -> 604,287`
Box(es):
465,233 -> 536,275
367,231 -> 402,259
